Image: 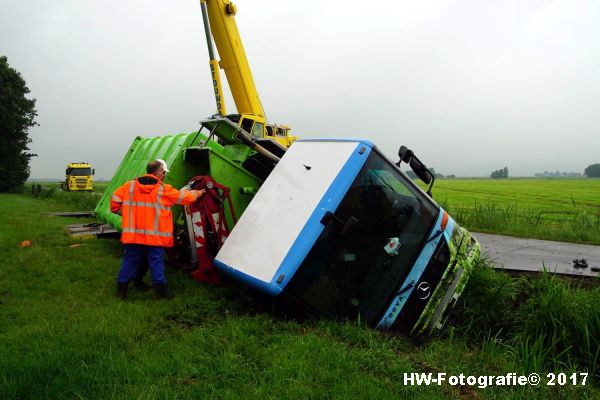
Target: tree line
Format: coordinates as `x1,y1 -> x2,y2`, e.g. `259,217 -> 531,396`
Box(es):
490,165 -> 600,179
0,56 -> 37,192
490,167 -> 509,179
585,164 -> 600,178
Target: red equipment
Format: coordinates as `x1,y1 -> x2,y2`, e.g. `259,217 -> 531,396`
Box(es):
186,176 -> 236,284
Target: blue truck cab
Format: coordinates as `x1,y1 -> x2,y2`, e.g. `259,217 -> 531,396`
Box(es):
215,138 -> 480,333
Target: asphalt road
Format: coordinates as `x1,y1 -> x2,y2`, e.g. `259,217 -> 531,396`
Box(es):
474,232 -> 600,278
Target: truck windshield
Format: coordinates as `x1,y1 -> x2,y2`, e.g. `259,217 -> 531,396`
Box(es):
285,150 -> 439,326
68,168 -> 91,176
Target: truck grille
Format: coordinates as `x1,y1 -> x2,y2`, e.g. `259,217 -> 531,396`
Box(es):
75,178 -> 88,188
391,239 -> 450,332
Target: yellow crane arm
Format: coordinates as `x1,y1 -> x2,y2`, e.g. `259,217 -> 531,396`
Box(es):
200,0 -> 264,117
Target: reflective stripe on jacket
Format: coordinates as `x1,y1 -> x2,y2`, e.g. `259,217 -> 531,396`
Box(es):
110,174 -> 198,247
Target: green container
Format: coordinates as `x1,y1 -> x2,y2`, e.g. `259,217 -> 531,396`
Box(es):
95,131 -> 262,231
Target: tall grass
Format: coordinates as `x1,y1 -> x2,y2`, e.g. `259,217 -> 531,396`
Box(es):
431,178 -> 600,245
514,273 -> 600,377
442,199 -> 600,244
29,185 -> 102,211
454,262 -> 600,381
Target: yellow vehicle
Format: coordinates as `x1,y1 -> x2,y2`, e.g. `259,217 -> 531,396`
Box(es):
62,162 -> 95,191
199,0 -> 297,149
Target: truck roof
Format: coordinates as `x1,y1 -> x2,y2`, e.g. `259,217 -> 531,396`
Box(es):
296,138 -> 375,148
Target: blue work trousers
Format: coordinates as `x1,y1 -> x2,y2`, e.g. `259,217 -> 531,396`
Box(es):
117,244 -> 166,284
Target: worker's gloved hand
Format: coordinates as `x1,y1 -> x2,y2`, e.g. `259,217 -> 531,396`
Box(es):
110,207 -> 122,215
194,189 -> 206,197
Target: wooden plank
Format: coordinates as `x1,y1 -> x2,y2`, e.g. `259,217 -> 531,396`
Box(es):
65,223 -> 119,239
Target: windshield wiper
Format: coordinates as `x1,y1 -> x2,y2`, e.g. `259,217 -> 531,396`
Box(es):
426,229 -> 443,244
396,280 -> 416,297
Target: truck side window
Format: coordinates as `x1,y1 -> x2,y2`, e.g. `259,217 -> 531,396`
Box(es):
266,126 -> 274,136
252,122 -> 264,139
240,118 -> 254,134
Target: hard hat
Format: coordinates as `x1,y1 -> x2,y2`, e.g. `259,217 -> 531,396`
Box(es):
156,159 -> 170,173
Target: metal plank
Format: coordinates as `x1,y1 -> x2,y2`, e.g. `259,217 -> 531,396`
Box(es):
65,223 -> 119,239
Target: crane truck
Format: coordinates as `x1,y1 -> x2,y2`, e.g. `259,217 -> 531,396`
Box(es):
95,0 -> 480,334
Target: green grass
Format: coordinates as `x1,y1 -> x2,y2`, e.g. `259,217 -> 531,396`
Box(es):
453,262 -> 600,379
1,193 -> 599,399
21,182 -> 104,210
428,178 -> 600,244
26,180 -> 109,193
28,177 -> 600,244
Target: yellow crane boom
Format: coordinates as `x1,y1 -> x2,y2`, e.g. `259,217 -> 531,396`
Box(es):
201,0 -> 263,117
198,0 -> 296,148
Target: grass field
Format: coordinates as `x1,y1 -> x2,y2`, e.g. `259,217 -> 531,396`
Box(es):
28,177 -> 600,244
428,178 -> 600,245
1,188 -> 599,399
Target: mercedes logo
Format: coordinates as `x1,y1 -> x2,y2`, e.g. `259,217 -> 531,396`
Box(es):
416,282 -> 431,300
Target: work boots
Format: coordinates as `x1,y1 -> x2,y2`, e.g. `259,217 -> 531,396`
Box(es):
118,282 -> 171,299
153,283 -> 171,300
132,279 -> 151,292
117,282 -> 129,300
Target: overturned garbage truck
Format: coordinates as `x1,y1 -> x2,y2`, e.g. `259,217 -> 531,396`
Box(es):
95,117 -> 480,334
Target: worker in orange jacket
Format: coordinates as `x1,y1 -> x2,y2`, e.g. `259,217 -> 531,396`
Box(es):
110,159 -> 204,299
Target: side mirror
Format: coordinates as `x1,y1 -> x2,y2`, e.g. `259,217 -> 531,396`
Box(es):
396,145 -> 436,197
397,146 -> 414,164
92,169 -> 95,175
409,158 -> 433,185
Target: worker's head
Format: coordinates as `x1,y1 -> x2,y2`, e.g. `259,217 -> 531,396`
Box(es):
146,159 -> 170,180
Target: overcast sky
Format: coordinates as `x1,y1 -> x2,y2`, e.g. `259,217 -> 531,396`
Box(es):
2,0 -> 599,178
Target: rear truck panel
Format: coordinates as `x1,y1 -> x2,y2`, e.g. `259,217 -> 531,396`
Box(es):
215,138 -> 480,333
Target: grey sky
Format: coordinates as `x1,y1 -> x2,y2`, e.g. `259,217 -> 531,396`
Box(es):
2,0 -> 599,178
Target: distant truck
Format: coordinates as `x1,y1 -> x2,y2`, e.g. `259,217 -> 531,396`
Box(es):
62,162 -> 95,192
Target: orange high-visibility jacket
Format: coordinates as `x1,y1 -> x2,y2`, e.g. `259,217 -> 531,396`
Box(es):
110,174 -> 199,247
